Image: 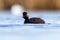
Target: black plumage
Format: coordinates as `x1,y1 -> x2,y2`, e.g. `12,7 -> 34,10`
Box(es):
23,12 -> 45,24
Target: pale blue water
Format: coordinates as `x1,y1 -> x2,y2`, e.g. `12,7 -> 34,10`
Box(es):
0,11 -> 60,40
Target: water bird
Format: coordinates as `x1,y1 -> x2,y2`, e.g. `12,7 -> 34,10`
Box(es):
23,12 -> 45,24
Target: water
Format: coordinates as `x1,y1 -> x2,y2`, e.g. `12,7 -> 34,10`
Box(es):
0,11 -> 60,40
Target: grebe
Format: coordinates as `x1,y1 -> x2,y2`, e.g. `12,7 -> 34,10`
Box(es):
23,12 -> 45,24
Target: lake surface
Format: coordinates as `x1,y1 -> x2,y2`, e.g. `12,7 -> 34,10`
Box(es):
0,10 -> 60,40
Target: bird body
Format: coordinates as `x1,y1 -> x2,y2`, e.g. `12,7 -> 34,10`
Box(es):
23,12 -> 45,24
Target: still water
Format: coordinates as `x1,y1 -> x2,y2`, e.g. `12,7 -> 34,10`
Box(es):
0,11 -> 60,40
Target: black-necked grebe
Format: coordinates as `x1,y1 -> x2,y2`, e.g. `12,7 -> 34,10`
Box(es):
23,12 -> 45,24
